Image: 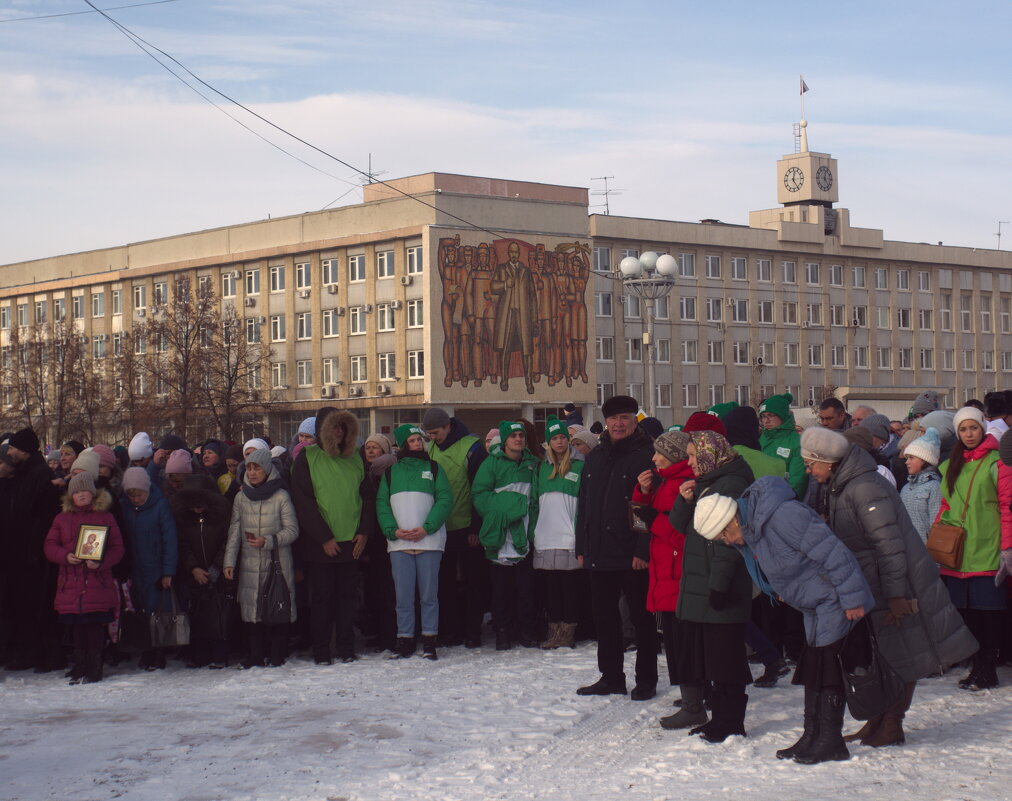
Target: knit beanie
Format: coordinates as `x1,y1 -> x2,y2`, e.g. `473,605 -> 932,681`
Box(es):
46,450 -> 61,465
244,448 -> 273,473
758,392 -> 793,423
201,440 -> 224,460
270,445 -> 287,459
91,444 -> 117,472
911,390 -> 941,417
485,428 -> 500,443
243,438 -> 270,455
707,401 -> 740,420
298,417 -> 317,437
394,424 -> 424,449
640,417 -> 664,440
723,406 -> 762,451
570,430 -> 599,451
800,427 -> 849,463
158,434 -> 187,453
71,451 -> 100,480
953,406 -> 986,432
999,428 -> 1012,467
68,471 -> 97,497
499,420 -> 525,444
544,415 -> 569,442
904,427 -> 941,466
121,466 -> 151,493
684,411 -> 727,436
225,444 -> 244,462
897,428 -> 921,455
843,426 -> 876,454
365,433 -> 393,454
601,394 -> 638,418
666,424 -> 684,432
128,432 -> 153,460
654,431 -> 691,465
693,494 -> 738,541
62,440 -> 85,456
165,449 -> 193,474
421,407 -> 452,430
860,414 -> 892,443
9,428 -> 40,453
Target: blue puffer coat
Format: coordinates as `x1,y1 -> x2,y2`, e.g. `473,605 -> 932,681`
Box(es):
739,476 -> 874,647
121,484 -> 179,614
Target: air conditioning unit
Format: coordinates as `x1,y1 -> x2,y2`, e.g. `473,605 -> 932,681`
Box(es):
390,300 -> 403,310
714,322 -> 724,332
852,318 -> 861,327
320,385 -> 333,398
244,297 -> 256,308
137,308 -> 146,317
753,357 -> 764,366
801,321 -> 810,329
326,285 -> 338,295
363,304 -> 374,313
336,307 -> 346,317
726,297 -> 736,307
231,270 -> 241,279
348,385 -> 363,397
377,385 -> 391,395
399,276 -> 413,287
298,289 -> 311,299
100,334 -> 109,341
257,316 -> 266,325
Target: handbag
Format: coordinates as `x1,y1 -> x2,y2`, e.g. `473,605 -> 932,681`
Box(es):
258,546 -> 292,625
149,587 -> 191,647
837,625 -> 905,721
926,457 -> 985,569
189,580 -> 234,641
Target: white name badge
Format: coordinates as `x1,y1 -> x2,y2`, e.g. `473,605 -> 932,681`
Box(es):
565,472 -> 579,482
421,471 -> 433,480
776,447 -> 791,459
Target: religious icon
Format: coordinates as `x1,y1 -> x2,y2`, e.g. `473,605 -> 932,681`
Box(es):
75,525 -> 109,561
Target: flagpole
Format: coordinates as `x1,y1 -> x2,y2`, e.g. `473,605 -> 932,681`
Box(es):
800,74 -> 806,120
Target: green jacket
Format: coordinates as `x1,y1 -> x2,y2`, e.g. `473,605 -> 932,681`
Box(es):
528,458 -> 583,551
759,416 -> 808,498
376,453 -> 454,552
472,447 -> 538,563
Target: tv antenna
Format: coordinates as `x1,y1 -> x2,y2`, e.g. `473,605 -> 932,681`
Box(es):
997,221 -> 1010,250
590,176 -> 623,215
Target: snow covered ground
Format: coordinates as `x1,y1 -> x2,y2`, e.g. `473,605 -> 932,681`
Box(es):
1,644 -> 1009,801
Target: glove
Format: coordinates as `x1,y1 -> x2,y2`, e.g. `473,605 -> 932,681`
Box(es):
709,589 -> 727,611
631,505 -> 659,527
884,597 -> 919,626
994,549 -> 1012,586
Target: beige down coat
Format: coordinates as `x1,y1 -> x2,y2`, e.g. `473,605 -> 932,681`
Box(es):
224,470 -> 298,624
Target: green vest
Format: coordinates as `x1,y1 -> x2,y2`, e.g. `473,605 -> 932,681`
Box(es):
428,434 -> 479,531
304,445 -> 365,542
734,445 -> 786,481
938,451 -> 1001,572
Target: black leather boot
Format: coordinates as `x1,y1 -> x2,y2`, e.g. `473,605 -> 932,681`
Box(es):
794,689 -> 849,764
776,686 -> 819,759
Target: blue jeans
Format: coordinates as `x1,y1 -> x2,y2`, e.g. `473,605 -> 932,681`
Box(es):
390,550 -> 442,637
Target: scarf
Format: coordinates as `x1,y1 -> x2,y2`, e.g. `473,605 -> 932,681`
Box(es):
689,430 -> 738,476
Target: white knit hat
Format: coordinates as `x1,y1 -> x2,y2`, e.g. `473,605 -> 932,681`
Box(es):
128,432 -> 153,460
953,407 -> 986,432
243,438 -> 270,455
903,427 -> 941,466
693,494 -> 738,541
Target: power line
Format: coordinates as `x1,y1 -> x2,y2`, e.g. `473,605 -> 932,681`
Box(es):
1,0 -> 180,23
80,0 -> 513,241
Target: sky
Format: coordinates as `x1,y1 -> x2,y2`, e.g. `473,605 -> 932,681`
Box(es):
1,0 -> 1011,265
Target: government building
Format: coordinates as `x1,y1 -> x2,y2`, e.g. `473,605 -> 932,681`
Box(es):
1,120 -> 1010,445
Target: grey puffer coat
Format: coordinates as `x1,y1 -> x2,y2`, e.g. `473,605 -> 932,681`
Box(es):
224,471 -> 298,624
825,445 -> 977,680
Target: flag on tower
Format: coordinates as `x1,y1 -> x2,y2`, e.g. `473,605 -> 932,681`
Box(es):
800,76 -> 810,95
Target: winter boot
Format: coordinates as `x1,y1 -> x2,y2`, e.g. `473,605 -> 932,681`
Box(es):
421,635 -> 438,661
794,690 -> 850,764
495,630 -> 512,651
576,676 -> 627,696
690,686 -> 748,743
962,649 -> 999,691
752,657 -> 790,688
843,714 -> 882,742
776,686 -> 820,759
393,637 -> 416,659
862,681 -> 916,747
557,623 -> 577,649
541,622 -> 563,650
83,651 -> 104,684
660,684 -> 708,730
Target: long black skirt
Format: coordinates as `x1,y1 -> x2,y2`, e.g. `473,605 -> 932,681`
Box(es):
671,619 -> 751,686
792,618 -> 872,691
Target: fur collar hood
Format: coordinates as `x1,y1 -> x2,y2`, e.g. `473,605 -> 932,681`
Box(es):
318,409 -> 359,458
61,488 -> 113,513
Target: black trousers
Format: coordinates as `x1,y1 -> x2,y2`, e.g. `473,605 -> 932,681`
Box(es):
361,535 -> 396,649
591,569 -> 657,689
489,555 -> 535,637
438,530 -> 489,642
541,569 -> 580,623
307,561 -> 358,660
247,622 -> 288,666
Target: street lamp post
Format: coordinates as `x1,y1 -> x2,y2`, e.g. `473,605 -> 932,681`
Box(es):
616,252 -> 678,418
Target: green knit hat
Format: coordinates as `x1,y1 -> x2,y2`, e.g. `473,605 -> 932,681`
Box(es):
499,420 -> 525,445
394,424 -> 424,449
758,392 -> 794,422
666,423 -> 684,432
545,415 -> 569,442
708,401 -> 739,420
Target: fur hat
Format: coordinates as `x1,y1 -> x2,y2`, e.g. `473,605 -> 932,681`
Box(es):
654,431 -> 691,464
421,407 -> 452,430
693,494 -> 738,541
71,451 -> 100,480
545,415 -> 569,442
365,433 -> 393,454
570,430 -> 599,451
904,427 -> 941,466
684,411 -> 727,436
860,414 -> 892,443
953,406 -> 986,432
128,432 -> 153,460
9,428 -> 40,453
800,426 -> 849,463
68,471 -> 96,497
601,395 -> 638,418
121,466 -> 151,493
394,424 -> 424,449
758,392 -> 793,423
165,449 -> 193,475
911,390 -> 941,417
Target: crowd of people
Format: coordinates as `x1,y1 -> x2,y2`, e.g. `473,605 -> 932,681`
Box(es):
0,388 -> 1009,765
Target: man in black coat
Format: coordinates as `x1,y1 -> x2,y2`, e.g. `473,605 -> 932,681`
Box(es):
575,395 -> 657,699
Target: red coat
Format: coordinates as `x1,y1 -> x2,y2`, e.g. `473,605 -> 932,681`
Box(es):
43,491 -> 125,615
633,460 -> 694,612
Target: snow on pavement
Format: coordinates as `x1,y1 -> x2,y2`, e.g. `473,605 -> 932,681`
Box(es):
1,645 -> 1009,801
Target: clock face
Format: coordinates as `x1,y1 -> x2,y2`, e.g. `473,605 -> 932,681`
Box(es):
816,165 -> 833,191
784,166 -> 804,192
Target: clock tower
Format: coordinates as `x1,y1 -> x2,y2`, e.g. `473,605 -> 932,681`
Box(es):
775,120 -> 839,207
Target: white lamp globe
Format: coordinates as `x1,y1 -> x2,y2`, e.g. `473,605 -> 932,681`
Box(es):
655,253 -> 678,276
619,256 -> 642,277
639,251 -> 659,271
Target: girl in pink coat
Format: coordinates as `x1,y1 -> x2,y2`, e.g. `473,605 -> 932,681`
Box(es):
44,472 -> 124,684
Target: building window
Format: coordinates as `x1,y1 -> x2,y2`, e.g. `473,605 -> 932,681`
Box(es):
730,299 -> 748,323
595,337 -> 614,361
940,294 -> 952,330
157,332 -> 169,353
655,296 -> 669,319
593,247 -> 611,271
962,350 -> 975,370
296,312 -> 312,340
982,350 -> 995,371
377,250 -> 395,279
831,345 -> 847,367
595,292 -> 613,316
782,301 -> 798,325
876,306 -> 891,329
853,265 -> 866,288
112,332 -> 123,356
705,255 -> 721,279
679,297 -> 696,321
707,340 -> 724,364
34,301 -> 47,324
53,298 -> 65,321
828,264 -> 843,286
1001,297 -> 1011,334
682,339 -> 698,364
269,265 -> 286,293
784,343 -> 799,366
378,352 -> 396,380
271,362 -> 287,389
322,309 -> 339,337
709,384 -> 725,406
920,348 -> 934,370
706,298 -> 722,323
808,344 -> 823,367
153,282 -> 167,305
733,341 -> 749,365
222,272 -> 236,298
897,269 -> 910,290
960,294 -> 973,332
296,262 -> 311,290
87,293 -> 103,318
1002,352 -> 1012,372
876,347 -> 891,369
350,306 -> 367,335
805,262 -> 820,285
981,294 -> 992,332
756,259 -> 772,282
758,300 -> 773,323
623,294 -> 641,319
731,257 -> 747,281
759,342 -> 776,365
133,334 -> 146,355
322,358 -> 338,385
246,318 -> 260,344
322,258 -> 339,286
734,385 -> 751,405
247,366 -> 262,391
679,253 -> 695,278
682,384 -> 699,408
377,304 -> 395,332
407,299 -> 424,328
406,246 -> 423,275
71,296 -> 84,320
897,308 -> 911,329
597,383 -> 616,407
626,338 -> 643,361
875,268 -> 888,289
854,346 -> 868,368
806,304 -> 823,326
941,349 -> 955,370
656,384 -> 672,408
918,309 -> 933,328
830,304 -> 846,327
782,261 -> 797,284
657,339 -> 671,363
245,270 -> 260,295
92,336 -> 106,360
296,360 -> 312,387
899,348 -> 912,369
918,272 -> 931,292
621,248 -> 640,260
134,374 -> 147,395
349,255 -> 366,282
408,350 -> 425,378
350,355 -> 367,382
270,315 -> 286,342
